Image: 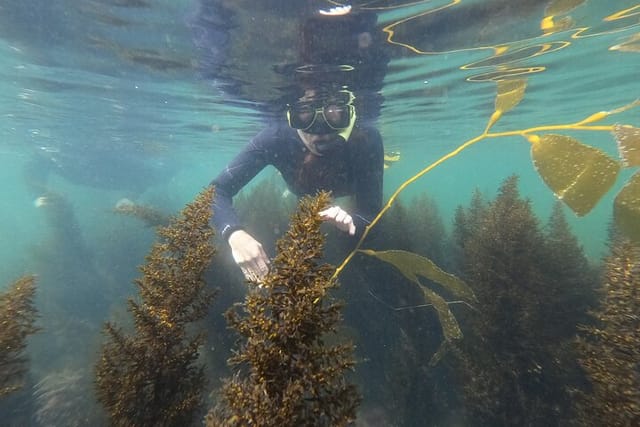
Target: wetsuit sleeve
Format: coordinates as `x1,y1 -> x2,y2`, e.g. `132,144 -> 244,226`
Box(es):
352,127 -> 384,235
210,128 -> 273,240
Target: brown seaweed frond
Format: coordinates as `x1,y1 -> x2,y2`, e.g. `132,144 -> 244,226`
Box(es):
574,239 -> 640,425
208,191 -> 360,427
451,176 -> 594,425
95,186 -> 216,426
0,275 -> 39,399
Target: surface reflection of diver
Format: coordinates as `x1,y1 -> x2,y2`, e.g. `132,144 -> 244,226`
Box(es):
189,1 -> 389,121
24,141 -> 177,198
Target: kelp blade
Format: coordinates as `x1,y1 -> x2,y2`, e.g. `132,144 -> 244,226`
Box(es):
495,79 -> 527,113
613,124 -> 640,167
358,249 -> 475,301
614,171 -> 640,242
530,134 -> 620,216
421,286 -> 462,365
359,249 -> 467,365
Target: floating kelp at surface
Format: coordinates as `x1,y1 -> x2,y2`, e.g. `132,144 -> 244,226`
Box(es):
207,191 -> 360,427
0,275 -> 39,399
95,187 -> 216,427
574,239 -> 640,426
495,78 -> 527,114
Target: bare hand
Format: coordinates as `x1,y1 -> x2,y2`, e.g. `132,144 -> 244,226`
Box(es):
228,229 -> 270,282
318,205 -> 356,236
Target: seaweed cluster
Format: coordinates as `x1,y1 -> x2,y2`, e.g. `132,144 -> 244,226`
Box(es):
450,176 -> 597,426
0,275 -> 39,398
574,239 -> 640,426
95,187 -> 216,426
207,191 -> 360,427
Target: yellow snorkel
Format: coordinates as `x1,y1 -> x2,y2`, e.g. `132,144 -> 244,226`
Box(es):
337,89 -> 357,142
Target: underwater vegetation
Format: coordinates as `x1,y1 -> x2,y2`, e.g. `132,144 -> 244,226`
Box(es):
207,191 -> 360,427
95,187 -> 216,427
112,197 -> 169,227
0,275 -> 39,399
449,175 -> 598,426
322,81 -> 638,375
334,80 -> 640,284
574,239 -> 640,426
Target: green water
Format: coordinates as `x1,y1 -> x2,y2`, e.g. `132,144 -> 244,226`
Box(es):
0,1 -> 638,425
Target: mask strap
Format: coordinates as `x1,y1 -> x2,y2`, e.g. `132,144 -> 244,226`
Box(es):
337,105 -> 356,141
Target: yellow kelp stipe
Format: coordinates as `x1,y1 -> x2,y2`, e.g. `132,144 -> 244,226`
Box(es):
528,134 -> 620,216
614,171 -> 640,242
358,249 -> 476,364
613,124 -> 640,167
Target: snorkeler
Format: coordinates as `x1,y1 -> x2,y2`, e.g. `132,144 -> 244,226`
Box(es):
201,6 -> 389,281
211,85 -> 383,282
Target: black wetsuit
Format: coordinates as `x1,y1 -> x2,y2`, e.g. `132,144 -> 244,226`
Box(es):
211,122 -> 383,240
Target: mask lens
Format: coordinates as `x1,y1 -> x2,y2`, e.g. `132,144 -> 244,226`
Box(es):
289,104 -> 316,129
323,104 -> 350,129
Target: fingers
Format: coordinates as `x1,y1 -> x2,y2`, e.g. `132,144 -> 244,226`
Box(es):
319,205 -> 356,236
229,231 -> 271,283
245,246 -> 271,283
239,250 -> 270,283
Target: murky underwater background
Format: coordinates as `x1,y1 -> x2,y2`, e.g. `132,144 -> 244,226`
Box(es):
0,1 -> 639,426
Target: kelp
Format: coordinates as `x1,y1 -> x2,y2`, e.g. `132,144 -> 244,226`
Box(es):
574,239 -> 640,425
614,124 -> 640,167
614,171 -> 640,242
329,71 -> 640,363
358,249 -> 475,365
95,187 -> 216,427
449,175 -> 595,426
207,191 -> 359,427
530,134 -> 621,215
0,276 -> 39,398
